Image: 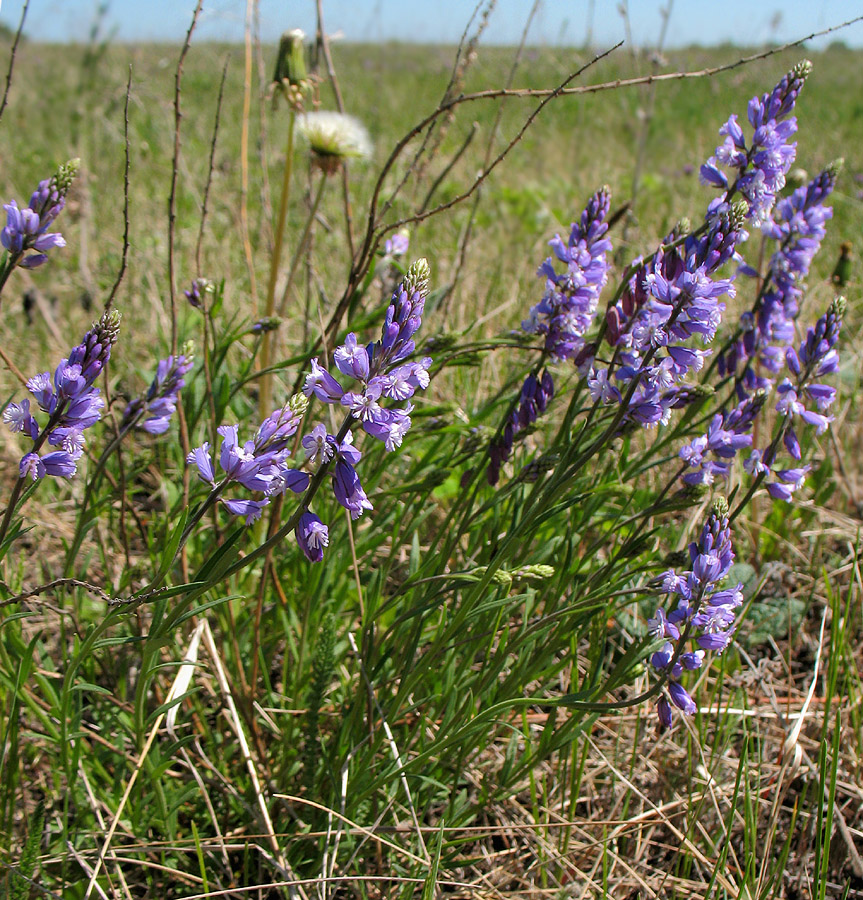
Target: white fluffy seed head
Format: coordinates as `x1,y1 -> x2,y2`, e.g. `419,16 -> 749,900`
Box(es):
297,111 -> 372,171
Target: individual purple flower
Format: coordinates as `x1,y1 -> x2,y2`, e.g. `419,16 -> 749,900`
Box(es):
296,510 -> 329,562
384,229 -> 409,258
332,458 -> 373,520
20,450 -> 79,481
334,333 -> 370,381
121,343 -> 194,434
302,423 -> 334,464
1,159 -> 78,272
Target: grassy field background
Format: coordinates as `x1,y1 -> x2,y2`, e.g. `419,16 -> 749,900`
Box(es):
0,13 -> 862,899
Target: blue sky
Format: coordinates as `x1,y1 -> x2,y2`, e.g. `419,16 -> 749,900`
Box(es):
1,0 -> 862,47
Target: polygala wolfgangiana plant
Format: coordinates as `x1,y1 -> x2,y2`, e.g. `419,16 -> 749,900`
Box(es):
0,39 -> 851,895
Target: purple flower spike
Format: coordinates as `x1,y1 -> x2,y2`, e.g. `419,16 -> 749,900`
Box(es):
4,310 -> 120,483
122,344 -> 194,435
186,394 -> 311,526
646,500 -> 740,729
522,186 -> 612,364
2,159 -> 78,271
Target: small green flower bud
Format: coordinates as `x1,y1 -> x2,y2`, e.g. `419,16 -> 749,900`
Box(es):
289,393 -> 309,416
791,59 -> 813,81
826,158 -> 844,179
54,158 -> 80,195
516,564 -> 555,581
831,295 -> 847,320
711,496 -> 730,520
405,258 -> 431,299
491,569 -> 513,587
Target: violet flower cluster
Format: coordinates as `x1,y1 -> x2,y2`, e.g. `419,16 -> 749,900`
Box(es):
648,499 -> 740,727
522,186 -> 612,363
186,394 -> 311,525
679,297 -> 843,498
297,258 -> 431,556
121,343 -> 195,435
596,202 -> 747,428
747,296 -> 844,502
719,161 -> 840,391
3,310 -> 120,480
488,188 -> 611,485
701,60 -> 811,223
1,159 -> 78,272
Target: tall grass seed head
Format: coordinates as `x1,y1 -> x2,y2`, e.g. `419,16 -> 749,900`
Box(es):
297,111 -> 372,174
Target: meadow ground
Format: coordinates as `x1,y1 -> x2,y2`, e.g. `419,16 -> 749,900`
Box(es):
0,16 -> 862,899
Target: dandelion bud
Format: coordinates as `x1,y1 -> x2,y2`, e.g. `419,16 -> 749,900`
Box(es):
273,29 -> 308,88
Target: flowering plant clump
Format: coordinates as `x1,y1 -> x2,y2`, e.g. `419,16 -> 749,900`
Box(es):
486,60 -> 845,728
0,41 -> 855,895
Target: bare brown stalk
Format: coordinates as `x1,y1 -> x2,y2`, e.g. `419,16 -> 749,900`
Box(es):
0,0 -> 28,125
315,0 -> 356,262
418,119 -> 479,217
167,1 -> 202,582
105,66 -> 132,312
240,0 -> 258,299
441,0 -> 541,314
168,0 -> 203,355
379,0 -> 494,224
0,343 -> 27,386
0,578 -> 111,609
195,56 -> 230,277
